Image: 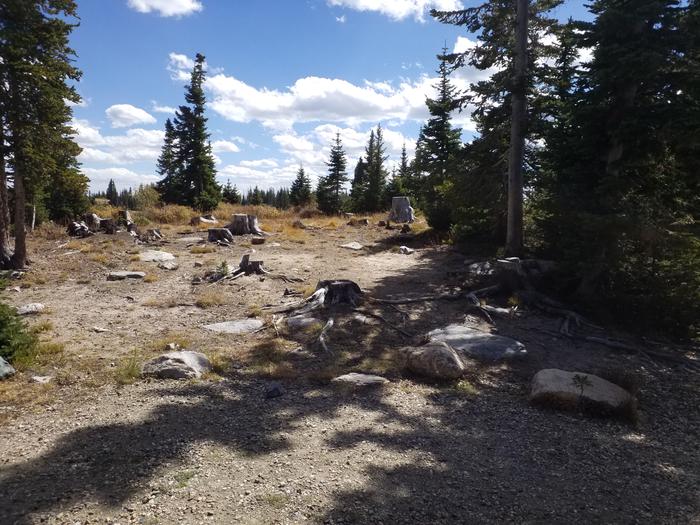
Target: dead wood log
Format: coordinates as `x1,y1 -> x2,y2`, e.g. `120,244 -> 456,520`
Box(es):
353,308 -> 414,338
268,279 -> 364,314
83,213 -> 102,230
208,228 -> 234,244
67,221 -> 91,238
371,284 -> 501,305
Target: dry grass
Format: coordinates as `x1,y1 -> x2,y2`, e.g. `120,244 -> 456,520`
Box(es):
33,222 -> 65,240
191,246 -> 216,254
11,341 -> 66,371
114,355 -> 141,385
274,223 -> 308,244
194,291 -> 227,308
89,253 -> 109,265
145,333 -> 192,353
137,204 -> 192,225
143,273 -> 159,283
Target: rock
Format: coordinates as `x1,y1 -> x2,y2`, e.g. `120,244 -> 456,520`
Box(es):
92,326 -> 110,333
177,236 -> 205,244
530,369 -> 634,413
400,342 -> 465,380
158,260 -> 180,271
341,242 -> 364,251
331,373 -> 389,388
388,196 -> 415,223
139,250 -> 175,262
399,245 -> 415,255
400,224 -> 412,234
292,220 -> 307,229
269,242 -> 281,247
203,318 -> 264,334
142,351 -> 212,380
251,237 -> 265,245
17,303 -> 45,315
265,382 -> 285,399
378,220 -> 387,227
107,271 -> 146,281
427,325 -> 527,362
0,357 -> 15,380
285,316 -> 321,330
194,261 -> 204,267
30,375 -> 52,384
467,261 -> 495,276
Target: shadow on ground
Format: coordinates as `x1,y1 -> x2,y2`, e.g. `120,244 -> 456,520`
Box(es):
1,247 -> 698,523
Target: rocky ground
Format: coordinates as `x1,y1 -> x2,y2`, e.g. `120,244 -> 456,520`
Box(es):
0,214 -> 698,524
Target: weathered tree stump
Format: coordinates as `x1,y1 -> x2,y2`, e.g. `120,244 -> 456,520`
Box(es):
388,196 -> 415,223
316,280 -> 364,306
100,219 -> 117,234
227,214 -> 266,236
117,210 -> 133,226
67,221 -> 91,238
208,228 -> 234,244
83,213 -> 103,230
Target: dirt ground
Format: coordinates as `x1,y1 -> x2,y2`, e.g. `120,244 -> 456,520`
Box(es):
0,214 -> 698,524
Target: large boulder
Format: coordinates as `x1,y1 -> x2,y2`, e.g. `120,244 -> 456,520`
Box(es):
400,342 -> 465,380
0,357 -> 16,380
203,318 -> 264,334
427,325 -> 526,362
388,196 -> 415,223
530,369 -> 634,414
139,250 -> 175,263
142,351 -> 211,380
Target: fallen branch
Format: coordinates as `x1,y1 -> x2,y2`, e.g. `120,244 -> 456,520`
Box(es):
318,319 -> 334,353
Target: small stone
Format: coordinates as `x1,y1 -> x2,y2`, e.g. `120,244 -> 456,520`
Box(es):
139,250 -> 175,263
17,303 -> 45,315
203,319 -> 264,334
400,342 -> 465,380
340,242 -> 363,251
107,271 -> 146,281
142,351 -> 212,380
265,382 -> 285,399
399,246 -> 415,255
158,260 -> 179,271
331,373 -> 389,388
30,375 -> 53,384
92,326 -> 110,333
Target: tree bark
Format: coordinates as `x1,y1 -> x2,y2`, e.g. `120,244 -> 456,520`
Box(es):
0,127 -> 14,269
505,0 -> 529,257
11,168 -> 27,269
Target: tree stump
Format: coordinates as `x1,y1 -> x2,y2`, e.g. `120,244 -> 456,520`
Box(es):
388,196 -> 415,223
100,219 -> 117,234
83,213 -> 103,230
315,280 -> 363,306
67,221 -> 91,237
227,214 -> 267,236
117,210 -> 133,226
208,228 -> 234,244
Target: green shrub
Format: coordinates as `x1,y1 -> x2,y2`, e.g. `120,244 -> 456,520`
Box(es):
0,303 -> 38,364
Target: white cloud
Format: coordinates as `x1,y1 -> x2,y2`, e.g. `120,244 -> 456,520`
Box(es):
335,15 -> 346,23
73,119 -> 164,164
127,0 -> 203,17
211,139 -> 241,153
239,159 -> 278,169
326,0 -> 462,21
106,104 -> 157,128
82,167 -> 159,192
151,102 -> 176,114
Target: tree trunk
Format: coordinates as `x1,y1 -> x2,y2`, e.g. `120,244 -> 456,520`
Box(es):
11,169 -> 27,269
0,128 -> 13,269
505,0 -> 529,257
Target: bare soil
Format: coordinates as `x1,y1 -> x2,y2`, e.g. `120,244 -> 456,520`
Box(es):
1,216 -> 698,524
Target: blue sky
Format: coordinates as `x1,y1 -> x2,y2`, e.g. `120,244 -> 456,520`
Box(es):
70,0 -> 589,192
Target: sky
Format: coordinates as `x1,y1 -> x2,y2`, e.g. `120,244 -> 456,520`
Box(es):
69,0 -> 591,193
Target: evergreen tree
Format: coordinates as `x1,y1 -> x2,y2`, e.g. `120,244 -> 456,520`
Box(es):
413,49 -> 463,230
222,180 -> 241,204
317,133 -> 348,215
349,157 -> 368,211
365,124 -> 389,212
106,179 -> 118,206
249,186 -> 262,206
0,0 -> 82,268
289,166 -> 312,206
159,53 -> 220,211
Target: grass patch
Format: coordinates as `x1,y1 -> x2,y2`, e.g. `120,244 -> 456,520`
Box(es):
145,333 -> 192,353
114,355 -> 141,385
257,492 -> 290,509
195,291 -> 227,308
453,379 -> 479,396
143,273 -> 159,283
32,320 -> 54,334
191,246 -> 216,254
247,304 -> 262,318
89,253 -> 109,265
173,470 -> 196,488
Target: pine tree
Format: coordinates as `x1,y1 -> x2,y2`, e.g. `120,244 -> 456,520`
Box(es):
349,157 -> 368,211
155,118 -> 182,203
161,53 -> 220,211
290,166 -> 312,206
413,49 -> 463,230
222,180 -> 241,204
365,124 -> 388,212
0,0 -> 83,268
250,186 -> 262,206
106,179 -> 118,206
317,133 -> 348,215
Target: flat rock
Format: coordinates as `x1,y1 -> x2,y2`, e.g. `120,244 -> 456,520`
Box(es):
142,351 -> 211,380
30,375 -> 52,384
331,373 -> 389,388
0,357 -> 15,380
427,325 -> 526,362
340,242 -> 364,251
530,369 -> 634,413
203,318 -> 264,334
17,303 -> 45,315
139,250 -> 175,262
158,260 -> 180,271
177,236 -> 205,244
285,316 -> 320,330
107,271 -> 146,281
400,342 -> 465,380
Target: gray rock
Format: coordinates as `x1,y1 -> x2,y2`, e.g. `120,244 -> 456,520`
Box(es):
341,242 -> 364,251
0,357 -> 15,380
285,316 -> 321,330
30,375 -> 52,384
331,373 -> 389,388
203,318 -> 264,334
142,351 -> 211,380
194,261 -> 204,267
530,369 -> 634,413
139,250 -> 175,262
265,382 -> 285,399
177,236 -> 206,244
17,303 -> 45,315
427,325 -> 526,362
399,245 -> 415,255
107,271 -> 146,281
400,342 -> 465,380
158,260 -> 180,271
